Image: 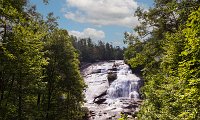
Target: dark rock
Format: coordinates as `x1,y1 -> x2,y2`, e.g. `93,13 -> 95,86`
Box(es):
107,72 -> 117,85
112,67 -> 117,71
93,90 -> 107,103
110,107 -> 116,110
122,104 -> 138,109
92,69 -> 101,74
108,67 -> 117,71
112,114 -> 116,117
94,98 -> 106,104
90,111 -> 95,114
123,109 -> 133,115
108,117 -> 112,119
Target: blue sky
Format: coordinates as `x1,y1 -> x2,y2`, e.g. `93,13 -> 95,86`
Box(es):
30,0 -> 153,47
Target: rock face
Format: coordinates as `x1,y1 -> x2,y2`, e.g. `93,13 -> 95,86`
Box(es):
82,60 -> 142,120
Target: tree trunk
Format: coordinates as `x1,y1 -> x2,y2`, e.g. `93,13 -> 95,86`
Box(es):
37,92 -> 41,111
5,74 -> 15,107
46,69 -> 54,120
0,71 -> 4,105
18,70 -> 22,120
46,83 -> 51,120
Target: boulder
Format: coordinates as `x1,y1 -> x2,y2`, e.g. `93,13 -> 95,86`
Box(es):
92,69 -> 101,74
107,72 -> 117,85
94,98 -> 107,104
93,90 -> 107,103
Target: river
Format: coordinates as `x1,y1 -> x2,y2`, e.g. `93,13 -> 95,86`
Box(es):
82,60 -> 142,120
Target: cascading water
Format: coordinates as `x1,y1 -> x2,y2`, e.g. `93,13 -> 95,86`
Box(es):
82,60 -> 142,120
107,79 -> 140,99
107,63 -> 140,100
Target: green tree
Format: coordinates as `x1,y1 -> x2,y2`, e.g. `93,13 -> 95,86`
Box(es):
124,1 -> 200,120
0,1 -> 86,119
0,1 -> 48,119
43,29 -> 85,120
161,8 -> 200,119
71,37 -> 124,62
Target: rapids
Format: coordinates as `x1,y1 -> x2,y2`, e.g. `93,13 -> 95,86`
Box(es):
82,60 -> 142,120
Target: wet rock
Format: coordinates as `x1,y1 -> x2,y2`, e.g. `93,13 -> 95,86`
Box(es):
122,104 -> 138,109
123,109 -> 133,115
90,111 -> 96,116
107,72 -> 117,85
83,60 -> 142,120
108,67 -> 117,71
93,90 -> 107,103
94,98 -> 106,104
112,114 -> 116,117
109,60 -> 115,62
92,69 -> 101,74
107,116 -> 112,119
111,107 -> 116,110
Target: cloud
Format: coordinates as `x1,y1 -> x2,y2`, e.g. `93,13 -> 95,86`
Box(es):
64,0 -> 140,27
69,28 -> 105,40
112,41 -> 125,47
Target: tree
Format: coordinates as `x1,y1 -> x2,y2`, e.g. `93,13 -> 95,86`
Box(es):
124,1 -> 200,119
0,1 -> 48,119
71,37 -> 124,62
43,29 -> 85,120
162,8 -> 200,119
0,1 -> 86,119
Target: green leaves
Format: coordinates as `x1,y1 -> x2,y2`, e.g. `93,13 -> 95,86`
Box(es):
43,28 -> 86,119
125,1 -> 200,120
0,1 -> 86,119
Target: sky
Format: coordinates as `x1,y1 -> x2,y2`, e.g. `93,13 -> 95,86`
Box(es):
30,0 -> 153,47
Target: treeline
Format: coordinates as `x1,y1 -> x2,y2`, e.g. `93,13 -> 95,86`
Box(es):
124,0 -> 200,120
0,0 -> 85,120
71,37 -> 124,63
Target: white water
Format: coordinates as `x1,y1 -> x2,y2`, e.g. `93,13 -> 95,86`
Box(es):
107,63 -> 140,99
82,60 -> 141,120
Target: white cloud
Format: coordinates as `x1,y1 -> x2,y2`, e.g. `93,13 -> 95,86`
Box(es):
64,0 -> 140,27
112,41 -> 125,47
69,28 -> 105,40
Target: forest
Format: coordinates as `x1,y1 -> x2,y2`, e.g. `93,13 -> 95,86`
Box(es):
124,0 -> 200,119
71,37 -> 124,63
0,0 -> 123,119
1,0 -> 200,120
0,0 -> 86,119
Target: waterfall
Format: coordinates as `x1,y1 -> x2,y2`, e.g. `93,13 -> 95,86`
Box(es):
83,60 -> 142,120
107,63 -> 140,100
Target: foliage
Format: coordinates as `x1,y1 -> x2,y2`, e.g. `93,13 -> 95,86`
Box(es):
124,0 -> 200,120
118,113 -> 128,120
0,0 -> 85,119
43,29 -> 85,119
71,37 -> 124,62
